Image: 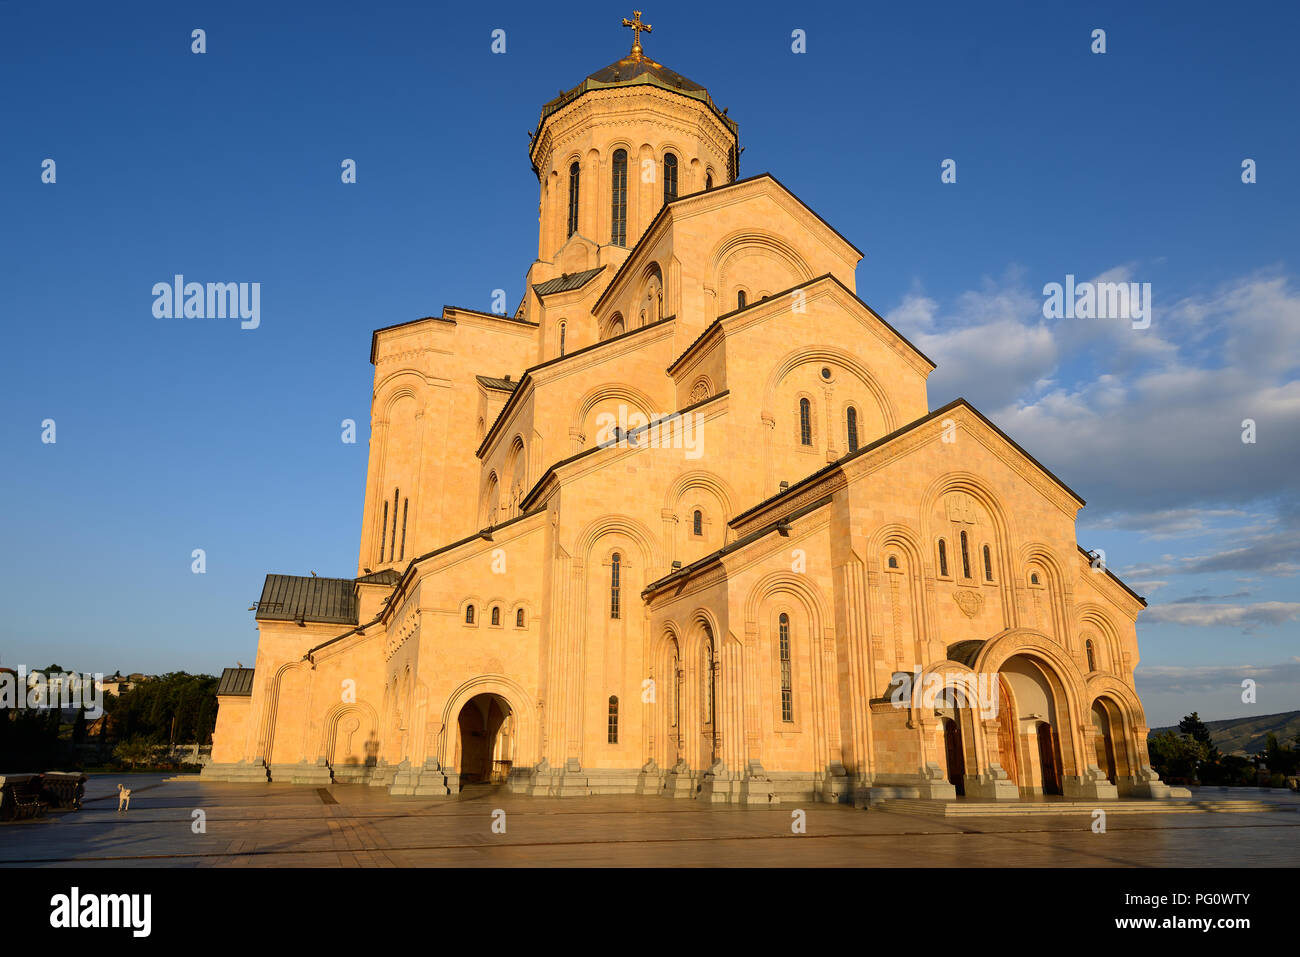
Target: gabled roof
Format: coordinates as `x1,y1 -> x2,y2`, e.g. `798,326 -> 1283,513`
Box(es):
256,574 -> 359,625
355,568 -> 403,585
476,375 -> 519,393
665,272 -> 936,378
216,667 -> 255,696
592,173 -> 864,316
532,266 -> 606,297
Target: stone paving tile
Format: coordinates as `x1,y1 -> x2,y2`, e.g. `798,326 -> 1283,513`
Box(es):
1,775 -> 1296,867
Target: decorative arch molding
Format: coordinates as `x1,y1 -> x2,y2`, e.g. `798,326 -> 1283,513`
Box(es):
711,230 -> 813,292
437,673 -> 538,769
318,699 -> 380,763
663,469 -> 736,520
920,471 -> 1020,624
569,382 -> 658,442
760,346 -> 897,432
1076,602 -> 1124,672
742,570 -> 830,636
575,513 -> 664,575
682,606 -> 724,658
257,658 -> 311,764
1018,541 -> 1073,650
971,628 -> 1087,691
1085,674 -> 1148,727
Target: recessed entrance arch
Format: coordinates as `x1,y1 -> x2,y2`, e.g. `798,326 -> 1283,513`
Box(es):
941,717 -> 966,796
455,693 -> 514,786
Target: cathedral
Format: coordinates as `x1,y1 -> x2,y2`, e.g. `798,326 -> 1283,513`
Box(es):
203,15 -> 1171,805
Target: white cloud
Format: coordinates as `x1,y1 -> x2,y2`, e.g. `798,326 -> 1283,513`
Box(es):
1141,601 -> 1300,628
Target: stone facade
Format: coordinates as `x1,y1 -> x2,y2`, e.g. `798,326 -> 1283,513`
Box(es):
204,33 -> 1167,804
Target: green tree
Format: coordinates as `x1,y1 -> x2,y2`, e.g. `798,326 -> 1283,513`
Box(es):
1148,730 -> 1208,784
113,736 -> 153,769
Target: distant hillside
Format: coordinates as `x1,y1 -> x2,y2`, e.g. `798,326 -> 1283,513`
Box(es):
1150,710 -> 1300,755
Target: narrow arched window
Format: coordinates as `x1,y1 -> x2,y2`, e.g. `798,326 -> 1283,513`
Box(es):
778,613 -> 793,722
938,539 -> 948,577
983,544 -> 993,581
701,631 -> 714,727
399,498 -> 408,561
799,398 -> 813,446
491,606 -> 500,626
610,149 -> 628,246
705,171 -> 713,190
1086,639 -> 1097,672
567,161 -> 580,237
1030,572 -> 1040,585
737,290 -> 747,309
608,696 -> 619,743
887,555 -> 898,569
846,406 -> 859,453
391,489 -> 399,560
379,501 -> 388,562
465,605 -> 475,625
610,552 -> 621,619
663,152 -> 678,204
516,608 -> 525,628
692,509 -> 703,536
960,530 -> 971,578
558,321 -> 566,357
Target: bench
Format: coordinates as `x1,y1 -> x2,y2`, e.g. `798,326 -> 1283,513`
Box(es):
41,771 -> 88,810
0,773 -> 48,821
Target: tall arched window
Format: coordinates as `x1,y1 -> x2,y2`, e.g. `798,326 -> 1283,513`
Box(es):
391,489 -> 399,560
663,152 -> 678,204
465,605 -> 475,625
668,638 -> 680,731
490,605 -> 501,626
610,149 -> 628,246
937,539 -> 949,577
610,552 -> 621,619
558,321 -> 566,357
516,607 -> 525,628
379,501 -> 388,562
737,290 -> 747,309
959,530 -> 971,578
399,498 -> 408,561
701,628 -> 714,727
692,509 -> 703,536
1086,639 -> 1097,672
846,406 -> 859,453
778,613 -> 793,722
799,398 -> 813,446
608,696 -> 619,743
567,161 -> 580,237
705,171 -> 713,190
983,544 -> 993,581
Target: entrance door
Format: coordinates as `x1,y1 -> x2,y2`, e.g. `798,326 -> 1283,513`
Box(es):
1092,702 -> 1118,785
942,717 -> 966,796
1036,722 -> 1063,795
457,694 -> 511,785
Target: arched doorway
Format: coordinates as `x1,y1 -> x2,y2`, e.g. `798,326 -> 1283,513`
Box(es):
1036,722 -> 1063,795
941,717 -> 966,796
456,693 -> 513,786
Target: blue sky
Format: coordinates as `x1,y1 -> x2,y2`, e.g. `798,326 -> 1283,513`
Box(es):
1,1 -> 1297,726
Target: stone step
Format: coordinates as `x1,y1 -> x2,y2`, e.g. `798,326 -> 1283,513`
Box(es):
875,798 -> 1293,817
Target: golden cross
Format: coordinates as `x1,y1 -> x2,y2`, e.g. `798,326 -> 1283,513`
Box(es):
622,10 -> 652,58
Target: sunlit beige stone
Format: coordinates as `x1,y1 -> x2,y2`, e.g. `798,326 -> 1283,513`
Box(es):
206,27 -> 1164,804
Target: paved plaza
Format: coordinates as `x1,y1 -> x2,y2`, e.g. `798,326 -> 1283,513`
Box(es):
2,774 -> 1297,867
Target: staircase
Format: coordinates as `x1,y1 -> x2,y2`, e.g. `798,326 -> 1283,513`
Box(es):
874,797 -> 1292,817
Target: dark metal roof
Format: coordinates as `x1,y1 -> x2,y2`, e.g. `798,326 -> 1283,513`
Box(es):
531,266 -> 606,298
216,667 -> 255,696
538,52 -> 737,138
256,574 -> 359,625
355,568 -> 402,585
476,375 -> 519,393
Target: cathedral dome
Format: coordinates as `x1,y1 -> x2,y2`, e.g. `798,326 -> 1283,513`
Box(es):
535,14 -> 737,139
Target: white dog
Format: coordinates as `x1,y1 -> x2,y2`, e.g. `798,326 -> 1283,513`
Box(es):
117,784 -> 131,812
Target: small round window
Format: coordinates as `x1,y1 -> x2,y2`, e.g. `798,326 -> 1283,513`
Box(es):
821,367 -> 832,380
